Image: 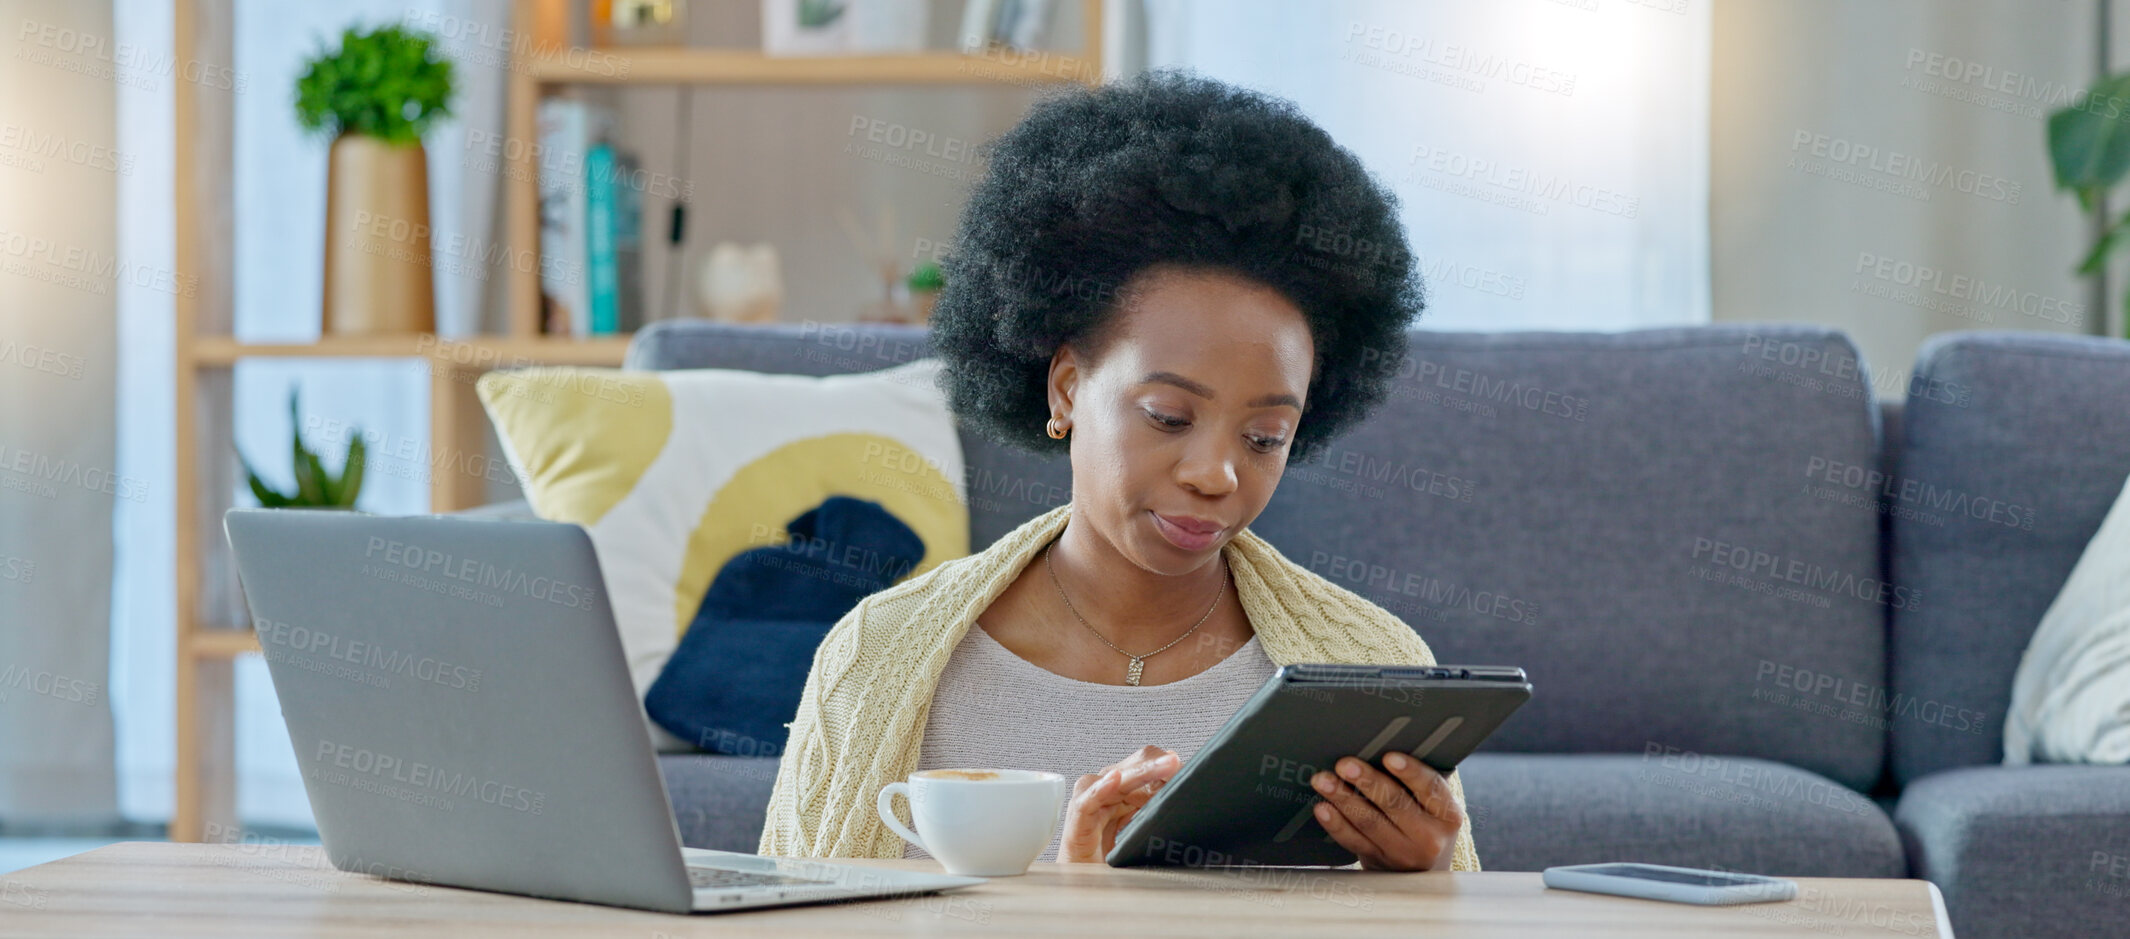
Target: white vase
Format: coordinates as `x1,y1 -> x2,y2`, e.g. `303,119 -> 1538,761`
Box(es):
695,242 -> 784,323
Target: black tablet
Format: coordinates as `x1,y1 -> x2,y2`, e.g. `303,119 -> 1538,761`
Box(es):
1105,663 -> 1531,868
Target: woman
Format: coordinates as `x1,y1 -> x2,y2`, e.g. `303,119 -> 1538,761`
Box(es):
760,70 -> 1478,872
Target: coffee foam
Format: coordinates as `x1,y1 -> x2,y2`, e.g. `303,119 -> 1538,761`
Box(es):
919,769 -> 1005,781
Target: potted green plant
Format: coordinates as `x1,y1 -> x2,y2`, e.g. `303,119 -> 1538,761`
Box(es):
906,259 -> 943,326
239,392 -> 367,509
296,24 -> 454,335
2046,73 -> 2130,337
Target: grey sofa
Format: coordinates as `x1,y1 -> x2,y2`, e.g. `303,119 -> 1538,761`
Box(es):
607,319 -> 2130,938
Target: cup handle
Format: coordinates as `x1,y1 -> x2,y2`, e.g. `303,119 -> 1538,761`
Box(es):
876,782 -> 927,853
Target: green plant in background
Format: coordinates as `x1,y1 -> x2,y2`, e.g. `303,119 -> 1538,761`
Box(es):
906,260 -> 944,292
240,392 -> 366,509
2046,73 -> 2130,337
295,24 -> 454,144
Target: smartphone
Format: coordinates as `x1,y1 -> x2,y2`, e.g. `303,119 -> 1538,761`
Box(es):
1541,863 -> 1799,905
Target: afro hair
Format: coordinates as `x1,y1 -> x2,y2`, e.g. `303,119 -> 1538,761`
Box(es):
928,69 -> 1424,465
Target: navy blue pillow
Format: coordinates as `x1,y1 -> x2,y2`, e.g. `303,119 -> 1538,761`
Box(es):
645,495 -> 925,757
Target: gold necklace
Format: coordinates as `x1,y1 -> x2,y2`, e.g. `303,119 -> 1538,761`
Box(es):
1044,539 -> 1227,686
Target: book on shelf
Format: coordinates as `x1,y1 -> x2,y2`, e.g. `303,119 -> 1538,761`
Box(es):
539,98 -> 648,338
959,0 -> 1057,53
586,139 -> 619,336
537,97 -> 595,337
612,152 -> 646,334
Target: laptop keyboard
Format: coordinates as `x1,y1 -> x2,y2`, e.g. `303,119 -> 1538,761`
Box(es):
686,866 -> 829,889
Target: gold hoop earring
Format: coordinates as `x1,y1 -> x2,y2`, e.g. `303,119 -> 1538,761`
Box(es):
1046,417 -> 1068,439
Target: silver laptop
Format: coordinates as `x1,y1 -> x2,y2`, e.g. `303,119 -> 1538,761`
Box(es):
223,508 -> 982,914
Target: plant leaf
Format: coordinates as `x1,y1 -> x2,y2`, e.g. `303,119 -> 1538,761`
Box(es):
338,432 -> 367,508
320,449 -> 344,507
289,389 -> 309,500
2076,210 -> 2130,275
239,453 -> 291,507
249,477 -> 291,508
296,449 -> 328,506
293,24 -> 455,142
2048,74 -> 2130,194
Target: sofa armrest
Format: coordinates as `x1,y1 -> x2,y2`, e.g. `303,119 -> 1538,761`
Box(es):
1895,765 -> 2130,939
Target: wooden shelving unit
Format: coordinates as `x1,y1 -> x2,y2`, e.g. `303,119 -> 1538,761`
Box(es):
172,0 -> 1103,842
522,48 -> 1103,84
188,335 -> 635,366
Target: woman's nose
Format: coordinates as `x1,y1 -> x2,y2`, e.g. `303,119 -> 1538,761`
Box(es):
1174,443 -> 1238,496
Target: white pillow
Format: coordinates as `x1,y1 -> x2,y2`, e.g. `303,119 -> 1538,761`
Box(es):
478,358 -> 968,751
2004,471 -> 2130,764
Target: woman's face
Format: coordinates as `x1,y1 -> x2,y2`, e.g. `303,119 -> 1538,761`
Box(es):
1048,265 -> 1315,576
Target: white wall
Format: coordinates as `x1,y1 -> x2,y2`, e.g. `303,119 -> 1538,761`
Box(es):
1711,0 -> 2102,380
1,0 -> 121,822
1143,0 -> 1714,331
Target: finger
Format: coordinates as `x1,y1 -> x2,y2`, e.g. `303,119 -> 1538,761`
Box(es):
1120,747 -> 1179,773
1113,746 -> 1178,774
1336,756 -> 1422,822
1315,770 -> 1443,870
1095,747 -> 1178,792
1312,799 -> 1385,866
1381,752 -> 1464,827
1070,749 -> 1179,829
1101,803 -> 1148,858
1078,757 -> 1175,860
1060,771 -> 1132,860
1113,751 -> 1181,791
1119,776 -> 1165,809
1075,766 -> 1139,814
1131,744 -> 1178,763
1114,766 -> 1175,812
1059,790 -> 1124,860
1082,779 -> 1167,860
1311,767 -> 1410,856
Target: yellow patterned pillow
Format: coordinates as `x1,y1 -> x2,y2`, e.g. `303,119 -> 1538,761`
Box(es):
477,358 -> 968,735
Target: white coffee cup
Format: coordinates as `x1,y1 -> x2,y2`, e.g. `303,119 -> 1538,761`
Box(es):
876,769 -> 1067,876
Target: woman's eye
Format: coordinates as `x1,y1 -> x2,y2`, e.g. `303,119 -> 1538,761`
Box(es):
1144,409 -> 1284,451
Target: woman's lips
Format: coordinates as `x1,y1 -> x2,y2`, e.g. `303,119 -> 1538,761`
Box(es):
1151,511 -> 1223,551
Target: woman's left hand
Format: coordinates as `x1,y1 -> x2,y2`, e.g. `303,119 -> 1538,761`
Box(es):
1308,750 -> 1463,871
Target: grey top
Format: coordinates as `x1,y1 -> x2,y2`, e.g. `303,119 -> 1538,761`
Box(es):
907,625 -> 1278,861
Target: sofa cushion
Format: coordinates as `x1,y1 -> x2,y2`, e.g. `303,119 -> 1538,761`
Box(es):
1250,326 -> 1888,789
1894,764 -> 2130,939
1889,332 -> 2130,784
626,320 -> 1070,550
660,754 -> 781,852
662,750 -> 1913,877
645,497 -> 925,755
2004,471 -> 2130,764
476,357 -> 968,740
1460,752 -> 1904,878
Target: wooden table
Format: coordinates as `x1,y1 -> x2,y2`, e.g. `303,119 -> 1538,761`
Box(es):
2,843 -> 1952,937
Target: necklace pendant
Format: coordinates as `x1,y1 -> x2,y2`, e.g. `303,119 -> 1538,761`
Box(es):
1126,658 -> 1145,686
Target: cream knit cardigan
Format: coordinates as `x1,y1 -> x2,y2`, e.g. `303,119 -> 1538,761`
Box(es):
758,501 -> 1482,872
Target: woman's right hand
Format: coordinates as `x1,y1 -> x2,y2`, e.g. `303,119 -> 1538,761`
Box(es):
1057,745 -> 1182,863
